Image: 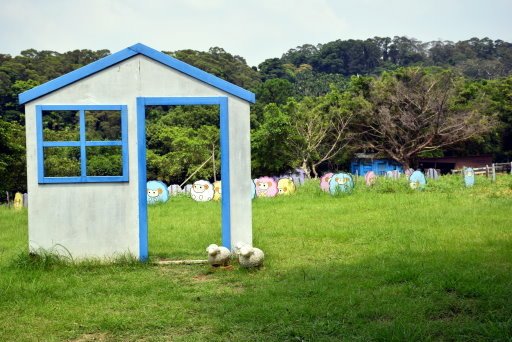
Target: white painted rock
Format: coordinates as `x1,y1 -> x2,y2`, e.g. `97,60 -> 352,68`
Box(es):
191,180 -> 214,202
238,246 -> 264,268
206,244 -> 231,266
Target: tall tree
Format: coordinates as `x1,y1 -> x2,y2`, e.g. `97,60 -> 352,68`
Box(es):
285,87 -> 360,178
357,67 -> 496,169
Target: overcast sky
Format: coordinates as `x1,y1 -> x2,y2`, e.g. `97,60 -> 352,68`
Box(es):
1,0 -> 510,67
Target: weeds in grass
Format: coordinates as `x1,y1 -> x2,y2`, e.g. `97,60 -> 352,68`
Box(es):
10,249 -> 70,270
9,249 -> 144,270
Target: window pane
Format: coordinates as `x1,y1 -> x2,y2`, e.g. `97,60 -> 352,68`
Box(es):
42,110 -> 80,141
85,110 -> 121,141
86,146 -> 122,176
44,147 -> 81,177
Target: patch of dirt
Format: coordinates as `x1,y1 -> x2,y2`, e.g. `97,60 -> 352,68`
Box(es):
192,274 -> 212,282
68,333 -> 108,342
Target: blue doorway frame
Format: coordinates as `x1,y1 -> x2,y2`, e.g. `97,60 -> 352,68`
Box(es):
137,96 -> 231,261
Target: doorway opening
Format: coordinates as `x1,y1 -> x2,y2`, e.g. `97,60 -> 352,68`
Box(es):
137,97 -> 231,261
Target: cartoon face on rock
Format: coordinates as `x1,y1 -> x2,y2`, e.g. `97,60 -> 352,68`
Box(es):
277,178 -> 296,195
257,181 -> 269,190
335,176 -> 349,185
328,172 -> 354,195
191,180 -> 214,202
147,180 -> 170,204
147,188 -> 162,198
255,177 -> 278,197
193,182 -> 208,193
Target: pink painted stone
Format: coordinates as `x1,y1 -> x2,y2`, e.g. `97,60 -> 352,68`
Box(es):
255,176 -> 278,198
365,171 -> 377,186
320,173 -> 333,192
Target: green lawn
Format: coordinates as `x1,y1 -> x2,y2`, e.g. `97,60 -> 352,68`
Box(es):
1,175 -> 511,341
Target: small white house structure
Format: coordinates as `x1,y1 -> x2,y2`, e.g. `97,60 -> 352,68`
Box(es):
18,43 -> 255,260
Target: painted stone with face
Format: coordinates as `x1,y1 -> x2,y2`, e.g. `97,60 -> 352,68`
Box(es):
409,171 -> 426,190
191,180 -> 214,202
329,172 -> 354,194
147,180 -> 170,204
255,176 -> 278,198
277,177 -> 296,195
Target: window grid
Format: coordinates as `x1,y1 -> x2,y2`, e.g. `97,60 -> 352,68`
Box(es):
36,105 -> 129,183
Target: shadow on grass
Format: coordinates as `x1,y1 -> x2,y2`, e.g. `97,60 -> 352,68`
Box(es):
1,238 -> 510,341
200,241 -> 512,341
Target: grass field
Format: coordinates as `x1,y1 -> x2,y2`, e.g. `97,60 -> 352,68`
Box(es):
1,175 -> 511,341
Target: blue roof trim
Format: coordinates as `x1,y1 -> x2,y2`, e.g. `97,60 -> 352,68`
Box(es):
18,43 -> 256,104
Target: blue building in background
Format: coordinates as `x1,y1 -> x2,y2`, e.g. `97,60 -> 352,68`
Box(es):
350,153 -> 403,176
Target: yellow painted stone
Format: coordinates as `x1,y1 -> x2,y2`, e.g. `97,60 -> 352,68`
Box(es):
13,192 -> 23,210
277,178 -> 296,195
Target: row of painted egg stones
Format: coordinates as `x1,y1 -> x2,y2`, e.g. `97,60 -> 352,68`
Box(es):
320,170 -> 429,192
318,171 -> 426,193
319,170 -> 420,193
146,176 -> 298,204
320,167 -> 476,194
320,171 -> 427,195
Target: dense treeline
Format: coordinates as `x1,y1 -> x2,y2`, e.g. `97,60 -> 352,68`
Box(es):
1,37 -> 511,198
264,37 -> 512,80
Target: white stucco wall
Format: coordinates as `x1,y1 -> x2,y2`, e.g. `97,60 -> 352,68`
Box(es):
25,55 -> 252,259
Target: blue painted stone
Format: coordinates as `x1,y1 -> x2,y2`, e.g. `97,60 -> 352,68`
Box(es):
147,180 -> 169,204
328,172 -> 354,194
409,171 -> 426,190
464,167 -> 475,187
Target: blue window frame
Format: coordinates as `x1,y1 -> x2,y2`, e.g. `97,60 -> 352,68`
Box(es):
36,105 -> 129,183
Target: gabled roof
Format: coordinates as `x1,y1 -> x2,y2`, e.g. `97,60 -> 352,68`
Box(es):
18,43 -> 256,104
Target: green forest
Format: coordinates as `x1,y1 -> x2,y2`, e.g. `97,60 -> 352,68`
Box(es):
1,36 -> 512,198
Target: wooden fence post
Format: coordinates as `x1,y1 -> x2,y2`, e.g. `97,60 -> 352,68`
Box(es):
492,163 -> 496,182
